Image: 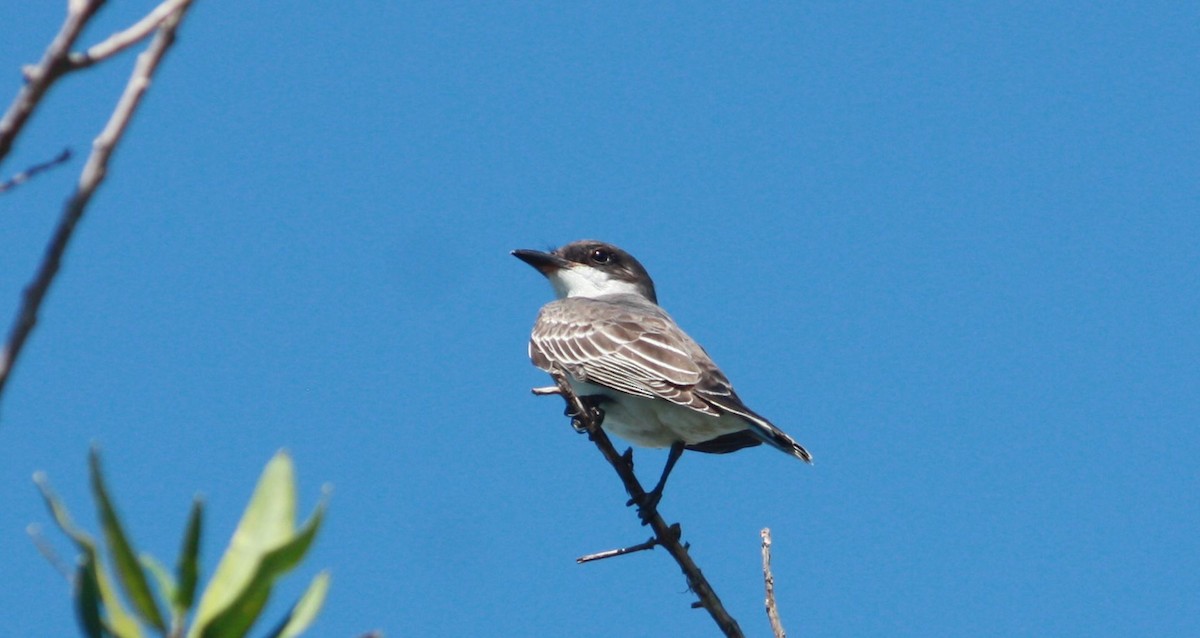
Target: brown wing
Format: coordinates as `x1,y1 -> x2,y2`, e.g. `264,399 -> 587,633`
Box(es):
529,298 -> 729,415
529,296 -> 813,463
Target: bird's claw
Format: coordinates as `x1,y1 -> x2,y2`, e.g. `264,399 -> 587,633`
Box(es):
566,396 -> 605,432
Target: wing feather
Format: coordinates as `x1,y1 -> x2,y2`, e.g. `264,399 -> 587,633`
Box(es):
530,297 -> 717,413
527,295 -> 812,462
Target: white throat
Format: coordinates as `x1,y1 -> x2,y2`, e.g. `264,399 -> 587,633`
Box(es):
548,265 -> 647,300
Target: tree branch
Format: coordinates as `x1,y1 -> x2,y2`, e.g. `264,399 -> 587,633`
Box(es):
542,369 -> 745,638
761,528 -> 787,638
66,0 -> 192,70
0,0 -> 106,166
0,0 -> 195,406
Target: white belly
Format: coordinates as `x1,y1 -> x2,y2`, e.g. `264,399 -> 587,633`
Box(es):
569,379 -> 748,448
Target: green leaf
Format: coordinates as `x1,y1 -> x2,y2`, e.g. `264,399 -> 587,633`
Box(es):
189,452 -> 297,635
76,555 -> 105,638
196,500 -> 326,638
140,554 -> 176,614
34,471 -> 94,546
200,583 -> 270,638
264,570 -> 331,638
35,472 -> 144,638
175,498 -> 203,612
89,448 -> 168,632
188,451 -> 327,638
264,571 -> 331,638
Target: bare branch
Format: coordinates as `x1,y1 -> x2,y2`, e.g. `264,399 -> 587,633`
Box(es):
0,0 -> 196,405
576,536 -> 658,564
0,148 -> 72,193
67,0 -> 192,70
77,3 -> 191,189
0,0 -> 105,166
761,528 -> 787,638
543,368 -> 746,638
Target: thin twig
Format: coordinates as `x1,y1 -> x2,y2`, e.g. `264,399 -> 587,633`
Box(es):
544,368 -> 745,638
67,0 -> 192,70
576,536 -> 658,564
0,148 -> 72,193
0,0 -> 195,406
0,0 -> 105,166
762,528 -> 787,638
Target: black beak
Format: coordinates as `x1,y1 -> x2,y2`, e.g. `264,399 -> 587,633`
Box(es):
512,249 -> 569,275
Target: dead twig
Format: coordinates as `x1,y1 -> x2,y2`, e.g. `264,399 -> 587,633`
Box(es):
0,0 -> 196,405
576,536 -> 659,564
540,369 -> 745,638
761,528 -> 787,638
0,147 -> 71,193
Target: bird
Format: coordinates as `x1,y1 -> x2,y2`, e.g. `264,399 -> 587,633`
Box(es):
513,239 -> 810,513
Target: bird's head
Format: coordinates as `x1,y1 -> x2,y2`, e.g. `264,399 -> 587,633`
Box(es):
512,240 -> 657,303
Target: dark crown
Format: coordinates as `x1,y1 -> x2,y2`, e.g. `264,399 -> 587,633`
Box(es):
555,240 -> 658,303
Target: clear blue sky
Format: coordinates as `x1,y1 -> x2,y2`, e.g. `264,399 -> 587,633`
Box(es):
2,2 -> 1197,636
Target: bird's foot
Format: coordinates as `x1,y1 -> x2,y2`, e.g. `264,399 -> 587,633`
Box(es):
566,395 -> 605,432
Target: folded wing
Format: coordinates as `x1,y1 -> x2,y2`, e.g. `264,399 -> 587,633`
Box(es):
530,297 -> 724,415
530,296 -> 811,463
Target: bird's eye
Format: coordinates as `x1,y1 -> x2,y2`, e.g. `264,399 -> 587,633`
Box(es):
590,248 -> 613,264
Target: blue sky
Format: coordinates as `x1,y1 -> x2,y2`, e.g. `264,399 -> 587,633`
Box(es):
2,2 -> 1197,636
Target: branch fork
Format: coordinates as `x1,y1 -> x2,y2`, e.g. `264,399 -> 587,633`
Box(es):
0,0 -> 196,405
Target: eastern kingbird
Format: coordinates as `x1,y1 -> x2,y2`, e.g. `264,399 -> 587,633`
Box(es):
514,240 -> 810,510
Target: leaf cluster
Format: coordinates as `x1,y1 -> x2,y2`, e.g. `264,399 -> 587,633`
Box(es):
35,449 -> 330,638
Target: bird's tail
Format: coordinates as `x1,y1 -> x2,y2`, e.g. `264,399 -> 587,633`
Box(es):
720,403 -> 812,463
